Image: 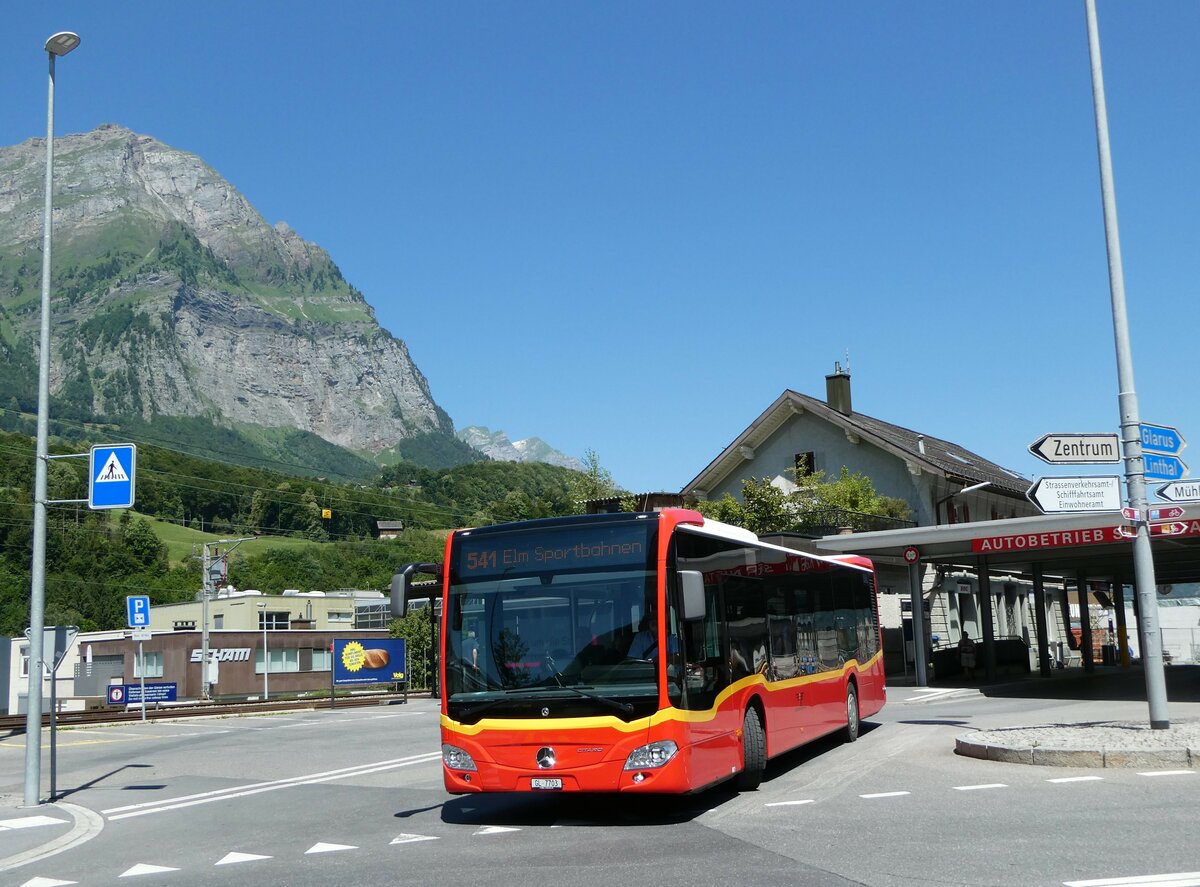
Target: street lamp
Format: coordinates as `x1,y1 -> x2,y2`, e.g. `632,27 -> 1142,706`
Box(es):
935,481 -> 992,525
257,603 -> 269,701
25,30 -> 80,809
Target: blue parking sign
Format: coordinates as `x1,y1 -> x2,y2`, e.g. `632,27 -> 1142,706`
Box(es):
90,444 -> 136,510
127,595 -> 150,628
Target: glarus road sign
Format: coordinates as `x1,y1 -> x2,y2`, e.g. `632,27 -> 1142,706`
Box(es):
89,443 -> 136,510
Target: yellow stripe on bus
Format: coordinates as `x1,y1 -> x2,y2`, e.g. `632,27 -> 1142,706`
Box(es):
443,651 -> 881,735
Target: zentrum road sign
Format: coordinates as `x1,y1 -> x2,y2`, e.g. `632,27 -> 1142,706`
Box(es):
1028,433 -> 1121,465
1027,476 -> 1122,514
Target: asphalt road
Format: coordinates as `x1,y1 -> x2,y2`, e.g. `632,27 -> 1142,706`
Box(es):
1,678 -> 1197,887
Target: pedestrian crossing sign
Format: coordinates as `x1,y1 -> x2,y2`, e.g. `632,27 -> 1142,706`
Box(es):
89,443 -> 136,510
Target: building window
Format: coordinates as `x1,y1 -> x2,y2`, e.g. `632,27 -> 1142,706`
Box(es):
311,648 -> 331,672
258,611 -> 289,630
133,652 -> 164,678
19,644 -> 29,678
327,611 -> 353,624
794,451 -> 816,476
256,648 -> 300,674
213,615 -> 224,629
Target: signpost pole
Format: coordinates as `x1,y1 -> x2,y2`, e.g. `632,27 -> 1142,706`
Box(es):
138,639 -> 146,723
1085,0 -> 1168,728
49,664 -> 57,802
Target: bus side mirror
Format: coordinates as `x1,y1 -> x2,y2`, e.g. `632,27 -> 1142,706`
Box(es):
391,562 -> 441,618
679,571 -> 705,622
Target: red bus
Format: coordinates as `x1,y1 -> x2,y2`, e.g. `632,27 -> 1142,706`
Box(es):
391,508 -> 885,794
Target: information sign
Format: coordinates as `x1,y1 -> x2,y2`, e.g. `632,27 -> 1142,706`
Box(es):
89,444 -> 136,510
1028,433 -> 1120,464
126,595 -> 151,628
111,682 -> 178,705
1156,480 -> 1200,503
1026,476 -> 1122,514
1144,454 -> 1188,482
1139,423 -> 1185,455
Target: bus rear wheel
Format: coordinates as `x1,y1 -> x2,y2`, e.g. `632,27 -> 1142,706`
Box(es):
843,682 -> 860,743
736,707 -> 766,791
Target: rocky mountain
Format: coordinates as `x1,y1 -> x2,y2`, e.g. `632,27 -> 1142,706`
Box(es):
458,426 -> 584,471
0,124 -> 457,467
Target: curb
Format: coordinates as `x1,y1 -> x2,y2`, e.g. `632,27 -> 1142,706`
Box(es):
955,736 -> 1198,769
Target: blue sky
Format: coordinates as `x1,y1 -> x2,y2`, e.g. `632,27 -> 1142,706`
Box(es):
3,2 -> 1198,496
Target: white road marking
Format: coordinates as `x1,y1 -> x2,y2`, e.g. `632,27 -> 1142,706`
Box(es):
764,799 -> 816,807
19,878 -> 77,886
1047,776 -> 1105,784
953,783 -> 1008,791
475,826 -> 521,835
1064,872 -> 1200,886
0,816 -> 70,830
859,791 -> 910,799
102,751 -> 442,820
391,833 -> 439,844
119,863 -> 179,877
1137,770 -> 1195,778
215,851 -> 272,865
306,842 -> 357,854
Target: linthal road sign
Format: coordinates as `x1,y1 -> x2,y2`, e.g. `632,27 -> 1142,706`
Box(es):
1140,423 -> 1185,455
1027,476 -> 1122,514
1028,433 -> 1121,465
89,443 -> 136,510
1157,479 -> 1200,503
1144,453 -> 1188,482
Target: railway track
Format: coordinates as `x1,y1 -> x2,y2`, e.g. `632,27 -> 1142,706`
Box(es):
0,691 -> 420,734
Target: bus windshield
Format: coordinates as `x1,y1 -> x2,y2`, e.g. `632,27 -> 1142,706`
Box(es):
444,518 -> 661,723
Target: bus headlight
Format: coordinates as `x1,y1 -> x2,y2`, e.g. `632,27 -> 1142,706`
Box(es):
442,743 -> 477,771
623,740 -> 678,770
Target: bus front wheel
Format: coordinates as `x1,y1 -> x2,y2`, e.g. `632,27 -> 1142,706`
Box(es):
843,682 -> 860,743
736,707 -> 766,791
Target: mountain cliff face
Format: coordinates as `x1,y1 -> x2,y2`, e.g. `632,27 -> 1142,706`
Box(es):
0,124 -> 451,457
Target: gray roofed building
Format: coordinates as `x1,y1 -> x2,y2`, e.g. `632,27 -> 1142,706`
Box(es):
682,364 -> 1037,529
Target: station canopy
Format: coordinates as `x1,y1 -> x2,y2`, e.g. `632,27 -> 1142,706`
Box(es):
813,505 -> 1200,585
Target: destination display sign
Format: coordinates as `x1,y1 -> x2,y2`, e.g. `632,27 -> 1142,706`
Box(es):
454,522 -> 654,580
1028,433 -> 1121,465
1026,476 -> 1122,514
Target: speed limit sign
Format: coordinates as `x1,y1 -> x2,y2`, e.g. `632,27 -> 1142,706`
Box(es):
903,546 -> 920,565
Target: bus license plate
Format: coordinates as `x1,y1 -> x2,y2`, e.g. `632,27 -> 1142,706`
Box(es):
531,777 -> 562,790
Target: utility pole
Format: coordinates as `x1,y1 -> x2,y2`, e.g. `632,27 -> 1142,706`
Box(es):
198,537 -> 253,700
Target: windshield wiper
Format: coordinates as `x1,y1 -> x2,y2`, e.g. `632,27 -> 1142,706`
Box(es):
457,685 -> 634,721
551,684 -> 635,716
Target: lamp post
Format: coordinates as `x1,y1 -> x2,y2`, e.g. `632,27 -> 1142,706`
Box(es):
25,30 -> 80,809
935,481 -> 992,525
257,603 -> 269,701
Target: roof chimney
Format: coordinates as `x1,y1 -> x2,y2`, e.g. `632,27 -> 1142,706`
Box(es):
825,361 -> 852,415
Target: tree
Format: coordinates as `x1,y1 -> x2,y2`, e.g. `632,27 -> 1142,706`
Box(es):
568,449 -> 621,510
694,467 -> 911,535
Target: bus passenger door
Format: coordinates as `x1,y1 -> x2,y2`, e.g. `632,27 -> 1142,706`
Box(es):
679,584 -> 734,785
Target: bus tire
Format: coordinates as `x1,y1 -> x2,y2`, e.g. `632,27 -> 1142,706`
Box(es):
736,707 -> 766,791
843,682 -> 860,743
